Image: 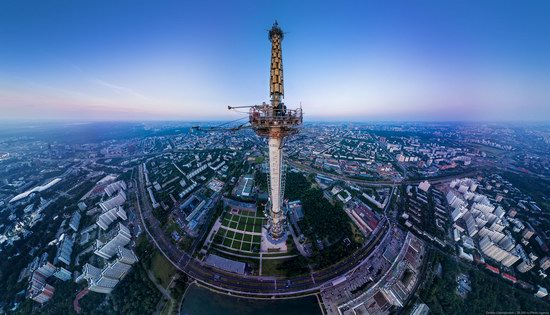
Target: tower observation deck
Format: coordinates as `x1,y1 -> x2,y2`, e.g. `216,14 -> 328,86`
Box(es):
250,22 -> 303,241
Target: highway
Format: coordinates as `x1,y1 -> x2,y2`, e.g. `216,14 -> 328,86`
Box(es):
134,163 -> 390,297
288,160 -> 479,187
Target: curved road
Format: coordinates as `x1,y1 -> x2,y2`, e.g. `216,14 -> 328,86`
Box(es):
135,164 -> 389,297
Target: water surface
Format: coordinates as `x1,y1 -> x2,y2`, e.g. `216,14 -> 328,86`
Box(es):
180,284 -> 323,315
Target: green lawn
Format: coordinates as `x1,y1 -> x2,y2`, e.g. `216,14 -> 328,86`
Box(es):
215,211 -> 267,254
261,258 -> 293,276
150,252 -> 176,288
212,211 -> 266,254
244,223 -> 255,232
212,244 -> 260,257
231,240 -> 242,250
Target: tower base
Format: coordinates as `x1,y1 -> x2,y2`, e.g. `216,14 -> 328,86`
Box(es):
260,227 -> 288,253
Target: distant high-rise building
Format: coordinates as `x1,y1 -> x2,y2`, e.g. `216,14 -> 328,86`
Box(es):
517,259 -> 535,273
102,260 -> 132,280
418,180 -> 431,192
76,263 -> 102,283
539,256 -> 550,270
94,223 -> 131,259
99,191 -> 126,212
29,283 -> 55,304
53,267 -> 72,281
27,271 -> 55,304
54,234 -> 74,266
35,261 -> 56,278
446,190 -> 465,209
96,205 -> 127,230
88,275 -> 119,294
104,180 -> 127,197
78,247 -> 137,294
479,236 -> 520,267
535,286 -> 548,298
69,211 -> 81,232
522,224 -> 535,240
117,246 -> 138,265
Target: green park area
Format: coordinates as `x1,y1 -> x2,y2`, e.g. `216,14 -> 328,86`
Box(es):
213,210 -> 265,253
150,251 -> 177,288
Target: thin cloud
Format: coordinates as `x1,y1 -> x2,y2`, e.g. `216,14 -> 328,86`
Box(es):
69,63 -> 153,102
91,79 -> 151,101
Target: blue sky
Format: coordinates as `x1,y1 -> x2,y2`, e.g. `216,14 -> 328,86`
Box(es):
1,0 -> 549,121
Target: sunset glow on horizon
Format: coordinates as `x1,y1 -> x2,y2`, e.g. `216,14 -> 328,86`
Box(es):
1,0 -> 549,122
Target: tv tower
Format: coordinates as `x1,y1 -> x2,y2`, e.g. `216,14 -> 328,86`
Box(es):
249,22 -> 303,241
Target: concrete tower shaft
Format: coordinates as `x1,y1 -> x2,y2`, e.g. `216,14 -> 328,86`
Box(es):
268,134 -> 284,237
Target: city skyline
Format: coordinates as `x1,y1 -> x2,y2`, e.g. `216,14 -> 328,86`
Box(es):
2,2 -> 550,313
1,0 -> 550,122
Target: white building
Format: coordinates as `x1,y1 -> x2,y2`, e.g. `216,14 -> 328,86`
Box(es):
99,191 -> 126,212
69,211 -> 81,232
535,286 -> 548,298
104,180 -> 126,197
96,206 -> 127,230
94,223 -> 131,260
418,180 -> 430,192
517,259 -> 535,273
479,236 -> 520,267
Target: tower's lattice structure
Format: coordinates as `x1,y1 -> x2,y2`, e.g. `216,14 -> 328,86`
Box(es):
250,22 -> 302,240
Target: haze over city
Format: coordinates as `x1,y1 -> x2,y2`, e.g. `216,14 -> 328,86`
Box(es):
1,0 -> 549,122
3,1 -> 550,315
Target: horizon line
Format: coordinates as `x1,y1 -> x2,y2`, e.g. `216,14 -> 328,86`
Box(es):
0,119 -> 549,125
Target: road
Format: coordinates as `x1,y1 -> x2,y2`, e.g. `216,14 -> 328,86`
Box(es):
135,163 -> 389,297
288,160 -> 479,187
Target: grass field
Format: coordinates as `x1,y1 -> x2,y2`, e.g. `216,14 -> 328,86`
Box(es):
261,258 -> 293,276
212,210 -> 266,253
150,252 -> 176,288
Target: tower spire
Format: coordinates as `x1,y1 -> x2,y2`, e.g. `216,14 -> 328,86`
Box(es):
269,21 -> 284,110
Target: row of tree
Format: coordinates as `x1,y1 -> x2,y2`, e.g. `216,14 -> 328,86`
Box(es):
419,251 -> 549,314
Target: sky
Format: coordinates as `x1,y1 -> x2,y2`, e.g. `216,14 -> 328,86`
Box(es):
0,0 -> 549,122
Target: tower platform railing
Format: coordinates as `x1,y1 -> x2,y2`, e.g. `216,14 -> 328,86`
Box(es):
249,107 -> 303,131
